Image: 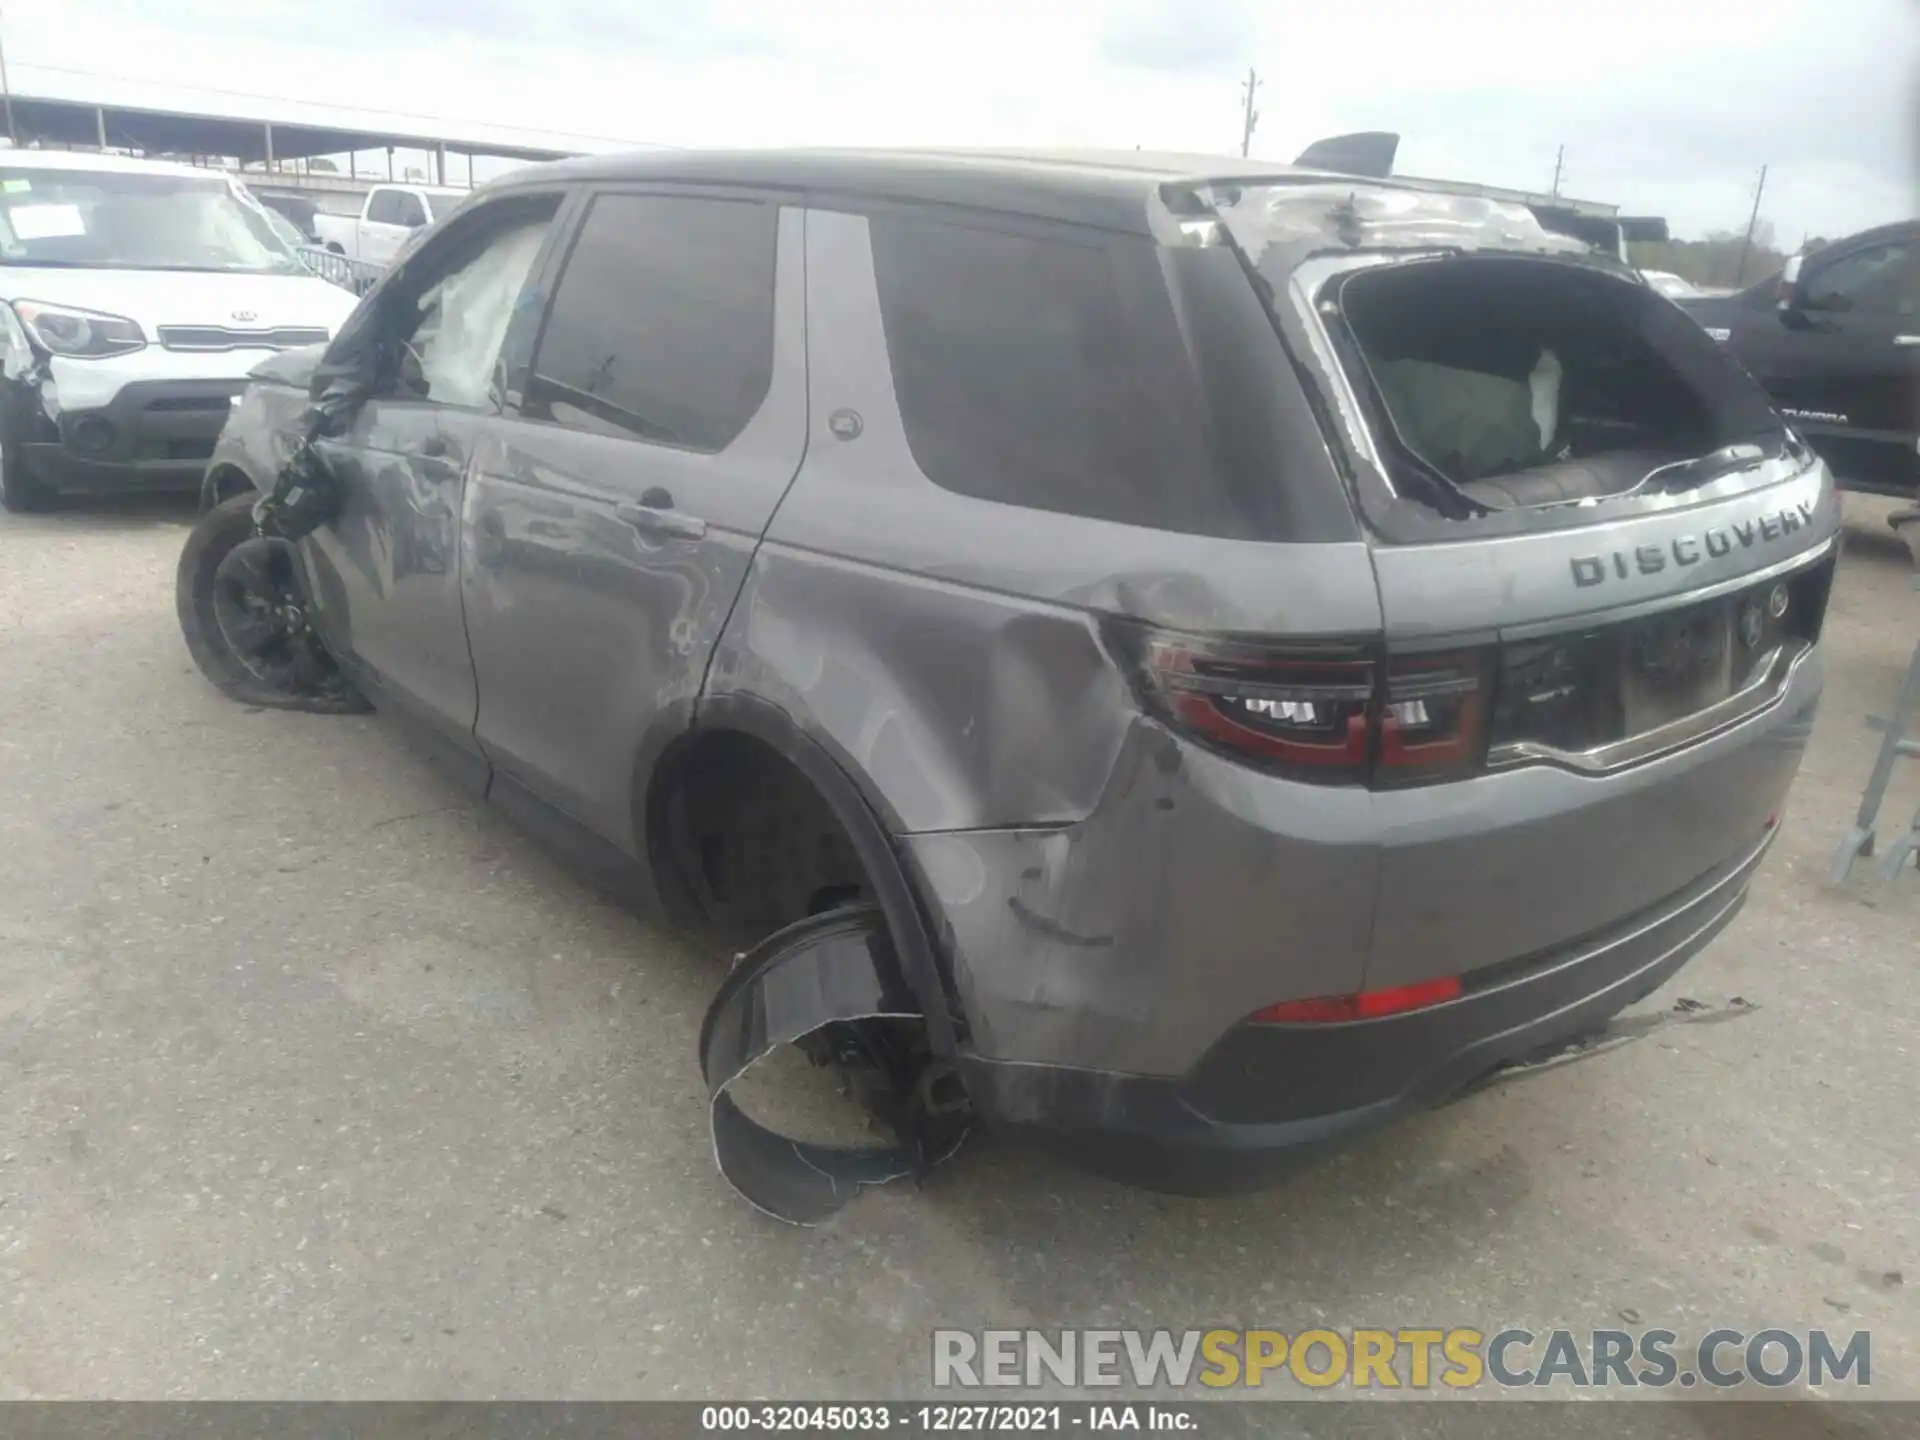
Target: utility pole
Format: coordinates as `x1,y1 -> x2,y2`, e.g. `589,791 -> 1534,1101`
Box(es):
1239,68 -> 1260,158
1550,145 -> 1565,197
0,5 -> 17,147
1736,163 -> 1769,286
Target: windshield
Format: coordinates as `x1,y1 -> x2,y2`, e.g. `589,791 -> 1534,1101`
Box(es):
258,205 -> 307,250
0,167 -> 305,273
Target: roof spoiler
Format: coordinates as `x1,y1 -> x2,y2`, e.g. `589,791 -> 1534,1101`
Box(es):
1293,131 -> 1400,178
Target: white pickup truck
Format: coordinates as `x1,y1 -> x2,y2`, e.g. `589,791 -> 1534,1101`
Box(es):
312,183 -> 466,266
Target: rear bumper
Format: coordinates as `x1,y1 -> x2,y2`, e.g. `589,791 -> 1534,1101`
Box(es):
963,829 -> 1768,1194
906,638 -> 1819,1081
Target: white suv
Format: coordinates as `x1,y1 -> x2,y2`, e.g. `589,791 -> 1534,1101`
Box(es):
0,149 -> 359,511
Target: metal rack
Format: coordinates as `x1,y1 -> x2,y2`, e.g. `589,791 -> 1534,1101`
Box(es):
1832,553 -> 1920,885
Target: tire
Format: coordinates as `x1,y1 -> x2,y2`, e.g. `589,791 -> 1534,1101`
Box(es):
0,426 -> 56,513
174,492 -> 371,713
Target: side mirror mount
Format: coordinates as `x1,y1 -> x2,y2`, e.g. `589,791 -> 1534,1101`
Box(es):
1776,253 -> 1806,310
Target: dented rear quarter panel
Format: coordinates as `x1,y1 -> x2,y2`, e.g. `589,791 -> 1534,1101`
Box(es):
707,204 -> 1841,1080
702,205 -> 1387,1072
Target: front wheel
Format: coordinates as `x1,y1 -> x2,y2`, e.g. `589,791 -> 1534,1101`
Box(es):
175,492 -> 370,712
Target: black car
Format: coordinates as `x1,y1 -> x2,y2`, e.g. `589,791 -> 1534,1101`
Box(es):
1683,221 -> 1920,499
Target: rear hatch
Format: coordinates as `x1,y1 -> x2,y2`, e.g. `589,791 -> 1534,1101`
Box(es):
1201,180 -> 1839,987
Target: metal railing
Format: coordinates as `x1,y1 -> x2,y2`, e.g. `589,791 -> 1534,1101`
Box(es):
294,245 -> 386,296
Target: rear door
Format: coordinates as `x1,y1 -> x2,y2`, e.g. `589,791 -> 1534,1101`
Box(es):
461,189 -> 807,854
1758,235 -> 1920,495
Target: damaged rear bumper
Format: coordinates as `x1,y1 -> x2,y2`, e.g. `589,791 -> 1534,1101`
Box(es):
958,831 -> 1769,1194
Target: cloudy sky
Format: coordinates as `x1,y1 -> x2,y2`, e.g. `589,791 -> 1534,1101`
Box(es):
6,0 -> 1916,242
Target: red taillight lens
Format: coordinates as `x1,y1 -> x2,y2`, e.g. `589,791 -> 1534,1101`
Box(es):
1252,974 -> 1462,1024
1115,624 -> 1493,789
1376,651 -> 1493,787
1145,636 -> 1376,781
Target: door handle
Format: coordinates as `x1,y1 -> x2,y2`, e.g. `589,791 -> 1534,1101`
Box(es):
616,490 -> 708,541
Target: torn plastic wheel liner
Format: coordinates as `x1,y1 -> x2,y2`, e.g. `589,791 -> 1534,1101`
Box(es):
698,904 -> 973,1225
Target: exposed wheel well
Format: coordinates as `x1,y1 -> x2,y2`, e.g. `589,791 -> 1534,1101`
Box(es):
650,728 -> 874,952
206,464 -> 258,506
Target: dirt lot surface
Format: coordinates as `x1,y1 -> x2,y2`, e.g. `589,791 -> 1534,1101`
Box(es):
1,494 -> 1914,1408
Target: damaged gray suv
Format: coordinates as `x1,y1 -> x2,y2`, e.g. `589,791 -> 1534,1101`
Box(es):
178,149 -> 1837,1214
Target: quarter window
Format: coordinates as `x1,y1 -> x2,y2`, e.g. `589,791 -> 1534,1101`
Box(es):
868,213 -> 1237,533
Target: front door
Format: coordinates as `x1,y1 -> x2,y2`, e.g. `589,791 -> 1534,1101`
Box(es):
302,192 -> 563,759
462,192 -> 808,854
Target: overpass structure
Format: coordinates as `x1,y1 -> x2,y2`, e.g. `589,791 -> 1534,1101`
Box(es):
0,79 -> 632,208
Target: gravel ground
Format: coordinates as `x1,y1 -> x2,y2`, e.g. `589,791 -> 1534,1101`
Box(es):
0,492 -> 1914,1408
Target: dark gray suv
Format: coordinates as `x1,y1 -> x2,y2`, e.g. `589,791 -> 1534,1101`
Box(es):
180,149 -> 1837,1206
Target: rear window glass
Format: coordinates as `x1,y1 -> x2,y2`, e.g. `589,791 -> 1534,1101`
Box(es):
870,215 -> 1341,540
1331,257 -> 1783,515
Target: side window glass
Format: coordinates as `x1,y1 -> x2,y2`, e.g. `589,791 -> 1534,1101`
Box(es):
395,193 -> 428,228
389,209 -> 553,409
870,214 -> 1169,525
1804,244 -> 1913,315
366,190 -> 400,225
524,193 -> 776,453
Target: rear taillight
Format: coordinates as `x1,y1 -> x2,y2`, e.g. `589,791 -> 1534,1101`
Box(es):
1144,635 -> 1374,779
1376,650 -> 1495,787
1115,624 -> 1493,789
